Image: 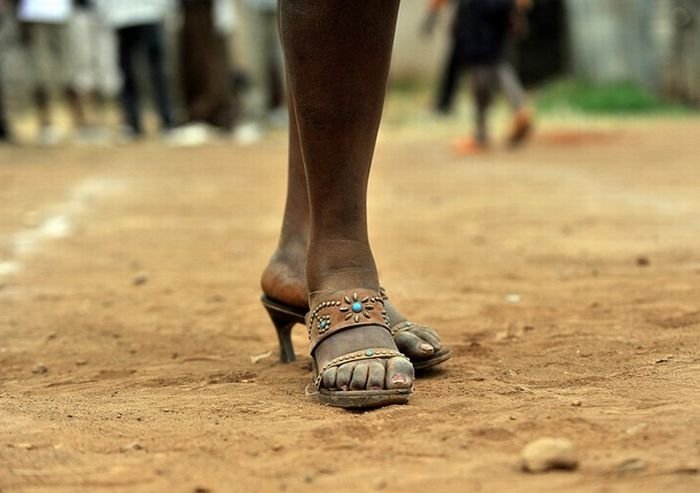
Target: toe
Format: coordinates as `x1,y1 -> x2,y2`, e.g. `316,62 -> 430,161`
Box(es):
385,356 -> 414,390
395,330 -> 435,360
349,362 -> 369,390
322,366 -> 338,390
411,326 -> 443,351
366,360 -> 386,390
335,363 -> 354,391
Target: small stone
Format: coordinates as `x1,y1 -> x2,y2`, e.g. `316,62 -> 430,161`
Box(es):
194,488 -> 211,493
16,443 -> 35,450
636,256 -> 650,267
120,441 -> 145,452
521,437 -> 579,473
32,364 -> 48,374
505,293 -> 522,304
571,400 -> 582,407
617,458 -> 647,473
132,272 -> 149,286
76,359 -> 88,366
625,423 -> 647,436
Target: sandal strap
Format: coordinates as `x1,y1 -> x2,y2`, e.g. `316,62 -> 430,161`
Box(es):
305,289 -> 391,355
390,320 -> 415,335
314,348 -> 407,390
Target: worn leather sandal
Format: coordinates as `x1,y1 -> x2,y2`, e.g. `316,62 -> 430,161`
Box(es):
261,288 -> 451,370
306,290 -> 412,408
265,289 -> 412,408
260,288 -> 452,370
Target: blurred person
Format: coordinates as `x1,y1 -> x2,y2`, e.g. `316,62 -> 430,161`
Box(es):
17,0 -> 89,145
68,0 -> 121,142
95,0 -> 173,138
235,0 -> 284,143
0,0 -> 13,143
0,66 -> 10,143
424,0 -> 534,154
175,0 -> 235,144
260,0 -> 450,409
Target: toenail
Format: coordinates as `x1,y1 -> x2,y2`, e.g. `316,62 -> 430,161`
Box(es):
370,385 -> 381,390
420,343 -> 434,353
392,375 -> 406,384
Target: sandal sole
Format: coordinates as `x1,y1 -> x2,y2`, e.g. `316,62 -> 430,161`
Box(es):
413,348 -> 452,371
318,388 -> 412,409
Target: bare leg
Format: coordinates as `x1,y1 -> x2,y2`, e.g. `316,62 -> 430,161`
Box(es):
279,0 -> 412,391
260,91 -> 309,309
262,93 -> 444,360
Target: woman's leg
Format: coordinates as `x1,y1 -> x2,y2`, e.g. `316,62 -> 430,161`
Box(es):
260,91 -> 309,310
263,2 -> 445,362
279,0 -> 412,391
262,95 -> 444,360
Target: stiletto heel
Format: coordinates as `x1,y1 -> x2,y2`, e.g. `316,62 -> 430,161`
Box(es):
261,295 -> 306,363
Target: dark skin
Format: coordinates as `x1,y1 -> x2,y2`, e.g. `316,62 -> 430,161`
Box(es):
261,0 -> 443,392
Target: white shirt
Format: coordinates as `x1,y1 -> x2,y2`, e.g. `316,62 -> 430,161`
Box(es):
18,0 -> 73,23
95,0 -> 170,28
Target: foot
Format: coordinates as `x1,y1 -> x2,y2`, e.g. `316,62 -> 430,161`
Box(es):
507,107 -> 533,147
261,250 -> 446,364
383,292 -> 445,366
452,137 -> 488,156
309,290 -> 414,395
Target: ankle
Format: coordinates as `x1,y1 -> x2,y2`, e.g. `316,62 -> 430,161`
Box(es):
306,241 -> 379,301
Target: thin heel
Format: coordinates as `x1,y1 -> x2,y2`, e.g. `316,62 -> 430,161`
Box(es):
263,305 -> 297,363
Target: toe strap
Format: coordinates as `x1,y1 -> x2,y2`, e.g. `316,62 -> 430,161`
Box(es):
314,348 -> 408,390
390,320 -> 416,336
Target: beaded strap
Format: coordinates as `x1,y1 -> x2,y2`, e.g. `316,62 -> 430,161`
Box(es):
390,320 -> 415,336
306,289 -> 391,354
314,348 -> 407,390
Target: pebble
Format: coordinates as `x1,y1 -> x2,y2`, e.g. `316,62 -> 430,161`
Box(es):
505,293 -> 522,304
120,441 -> 145,452
521,437 -> 579,473
131,272 -> 149,286
636,256 -> 650,267
32,364 -> 48,374
617,458 -> 647,473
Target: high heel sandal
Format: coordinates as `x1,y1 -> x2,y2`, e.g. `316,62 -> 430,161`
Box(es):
264,289 -> 412,408
261,295 -> 305,363
261,288 -> 451,369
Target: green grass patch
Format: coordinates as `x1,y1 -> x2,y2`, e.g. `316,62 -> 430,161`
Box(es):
535,79 -> 691,115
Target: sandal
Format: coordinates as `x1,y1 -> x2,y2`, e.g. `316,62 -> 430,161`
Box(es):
261,288 -> 451,369
265,289 -> 412,408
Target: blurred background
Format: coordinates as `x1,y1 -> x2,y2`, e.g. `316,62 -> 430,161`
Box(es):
0,0 -> 698,147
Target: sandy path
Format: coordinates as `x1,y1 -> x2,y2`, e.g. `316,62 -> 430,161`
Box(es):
1,118 -> 699,492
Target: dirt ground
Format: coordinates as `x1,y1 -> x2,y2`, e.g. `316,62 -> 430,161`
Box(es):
1,114 -> 699,493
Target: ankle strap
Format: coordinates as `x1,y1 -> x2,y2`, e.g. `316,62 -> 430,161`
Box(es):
305,289 -> 391,355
